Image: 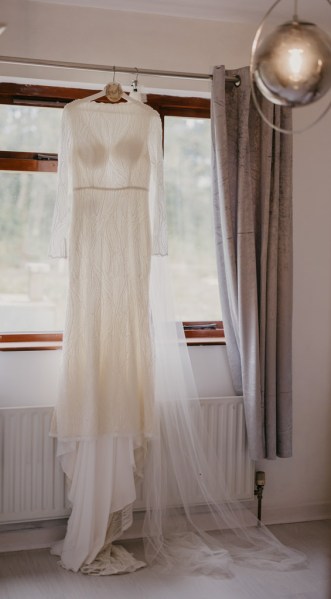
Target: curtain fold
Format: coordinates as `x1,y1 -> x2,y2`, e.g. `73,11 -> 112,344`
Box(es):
211,65 -> 293,460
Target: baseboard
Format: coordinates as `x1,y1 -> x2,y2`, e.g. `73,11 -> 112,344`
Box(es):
1,501 -> 330,553
260,502 -> 331,525
0,519 -> 67,553
0,503 -> 255,553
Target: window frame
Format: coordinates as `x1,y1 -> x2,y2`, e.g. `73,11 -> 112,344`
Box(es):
0,83 -> 224,350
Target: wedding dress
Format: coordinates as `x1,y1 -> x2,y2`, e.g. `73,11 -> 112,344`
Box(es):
49,91 -> 306,579
49,93 -> 165,573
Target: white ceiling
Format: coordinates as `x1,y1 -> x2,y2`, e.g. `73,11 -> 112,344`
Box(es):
30,0 -> 331,26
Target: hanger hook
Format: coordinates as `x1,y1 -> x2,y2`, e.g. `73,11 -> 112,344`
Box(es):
132,67 -> 139,92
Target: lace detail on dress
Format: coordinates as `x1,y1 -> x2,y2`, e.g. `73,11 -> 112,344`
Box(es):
49,107 -> 72,258
149,115 -> 168,257
80,504 -> 146,575
80,544 -> 146,576
48,101 -> 165,439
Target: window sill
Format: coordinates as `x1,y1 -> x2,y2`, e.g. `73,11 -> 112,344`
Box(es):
0,333 -> 62,351
187,337 -> 225,346
0,341 -> 62,351
0,325 -> 225,351
0,337 -> 225,351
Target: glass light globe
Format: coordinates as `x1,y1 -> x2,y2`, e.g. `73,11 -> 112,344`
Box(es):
253,21 -> 331,106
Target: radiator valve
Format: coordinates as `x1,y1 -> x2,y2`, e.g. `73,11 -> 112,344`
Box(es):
254,470 -> 265,522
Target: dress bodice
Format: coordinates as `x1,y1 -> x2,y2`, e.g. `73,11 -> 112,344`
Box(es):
69,103 -> 152,191
49,99 -> 167,259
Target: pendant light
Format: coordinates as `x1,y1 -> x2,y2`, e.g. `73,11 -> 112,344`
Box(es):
250,0 -> 331,133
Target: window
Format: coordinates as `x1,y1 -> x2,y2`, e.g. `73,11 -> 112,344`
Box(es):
0,101 -> 67,336
164,116 -> 220,322
0,84 -> 224,348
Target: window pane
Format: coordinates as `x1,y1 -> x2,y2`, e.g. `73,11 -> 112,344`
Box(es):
0,172 -> 67,332
164,116 -> 221,321
0,105 -> 62,152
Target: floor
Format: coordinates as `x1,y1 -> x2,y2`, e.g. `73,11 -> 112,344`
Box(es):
0,520 -> 330,599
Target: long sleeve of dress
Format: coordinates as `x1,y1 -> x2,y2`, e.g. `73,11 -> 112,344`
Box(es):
149,114 -> 168,257
49,107 -> 72,259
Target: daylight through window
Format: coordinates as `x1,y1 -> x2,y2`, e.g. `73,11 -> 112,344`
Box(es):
0,87 -> 222,339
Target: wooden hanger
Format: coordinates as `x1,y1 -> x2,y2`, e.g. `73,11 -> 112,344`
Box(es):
74,66 -> 148,107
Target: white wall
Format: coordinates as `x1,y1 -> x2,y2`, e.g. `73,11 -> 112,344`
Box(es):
0,345 -> 235,408
0,0 -> 331,524
0,0 -> 257,92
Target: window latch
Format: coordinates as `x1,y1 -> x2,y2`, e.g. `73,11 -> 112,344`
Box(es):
183,323 -> 217,330
35,153 -> 57,161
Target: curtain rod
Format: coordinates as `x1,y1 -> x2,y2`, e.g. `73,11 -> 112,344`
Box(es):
0,55 -> 241,85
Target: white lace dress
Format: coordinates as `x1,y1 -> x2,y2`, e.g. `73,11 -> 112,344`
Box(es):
49,98 -> 166,574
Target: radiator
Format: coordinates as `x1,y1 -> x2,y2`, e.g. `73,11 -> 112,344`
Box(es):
0,408 -> 69,523
0,397 -> 254,524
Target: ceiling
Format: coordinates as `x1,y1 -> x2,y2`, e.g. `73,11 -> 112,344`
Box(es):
30,0 -> 331,26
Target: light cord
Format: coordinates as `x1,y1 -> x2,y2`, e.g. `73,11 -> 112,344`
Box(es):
293,0 -> 298,21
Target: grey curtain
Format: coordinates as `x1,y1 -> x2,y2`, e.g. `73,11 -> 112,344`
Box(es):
211,66 -> 293,460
